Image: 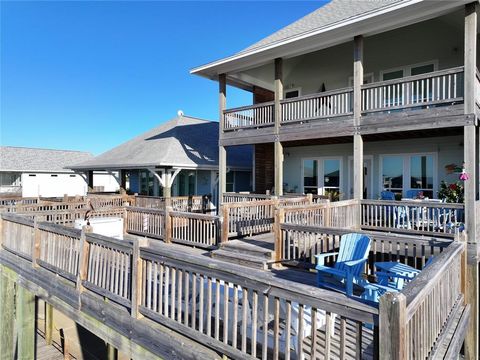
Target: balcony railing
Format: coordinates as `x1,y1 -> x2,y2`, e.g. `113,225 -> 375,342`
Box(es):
222,66 -> 467,132
362,66 -> 464,114
223,101 -> 274,130
281,87 -> 353,124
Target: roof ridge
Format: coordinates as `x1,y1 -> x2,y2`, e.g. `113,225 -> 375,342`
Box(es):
0,145 -> 92,154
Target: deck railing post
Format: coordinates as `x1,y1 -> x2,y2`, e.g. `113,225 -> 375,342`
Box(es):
221,204 -> 229,244
32,219 -> 40,268
379,292 -> 407,360
274,207 -> 285,262
131,237 -> 143,319
165,206 -> 172,244
306,193 -> 313,204
76,225 -> 92,294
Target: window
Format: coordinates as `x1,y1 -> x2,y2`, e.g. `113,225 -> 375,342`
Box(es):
303,160 -> 318,194
323,159 -> 341,198
284,88 -> 301,99
381,154 -> 436,199
29,174 -> 36,177
140,170 -> 154,196
410,155 -> 434,198
0,173 -> 21,186
51,174 -> 58,177
70,174 -> 76,177
303,158 -> 342,198
382,156 -> 404,197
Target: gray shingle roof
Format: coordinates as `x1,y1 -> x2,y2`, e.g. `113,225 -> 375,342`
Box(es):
241,0 -> 404,54
69,115 -> 252,170
0,146 -> 93,172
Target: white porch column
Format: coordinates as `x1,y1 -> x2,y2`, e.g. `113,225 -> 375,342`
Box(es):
353,35 -> 364,228
274,57 -> 284,196
219,74 -> 227,204
464,3 -> 478,359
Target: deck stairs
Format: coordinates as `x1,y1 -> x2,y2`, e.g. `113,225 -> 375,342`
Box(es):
210,233 -> 276,270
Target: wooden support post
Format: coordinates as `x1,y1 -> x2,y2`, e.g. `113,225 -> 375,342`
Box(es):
464,4 -> 479,359
119,169 -> 127,193
131,237 -> 143,319
221,204 -> 229,244
16,285 -> 36,360
163,185 -> 171,199
45,302 -> 54,346
353,35 -> 364,230
0,265 -> 15,359
274,207 -> 285,262
165,206 -> 172,244
379,292 -> 406,360
32,220 -> 41,268
86,170 -> 94,193
219,74 -> 227,205
274,58 -> 284,196
107,343 -> 118,360
76,225 -> 92,293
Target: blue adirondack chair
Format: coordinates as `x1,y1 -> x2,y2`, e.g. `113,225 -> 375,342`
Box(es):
315,233 -> 371,297
405,189 -> 422,199
380,191 -> 395,200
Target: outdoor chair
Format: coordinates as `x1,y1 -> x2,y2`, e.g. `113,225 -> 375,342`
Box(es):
315,233 -> 372,297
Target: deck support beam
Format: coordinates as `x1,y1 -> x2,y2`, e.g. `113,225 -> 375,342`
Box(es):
107,343 -> 118,360
16,284 -> 36,360
274,58 -> 284,196
353,35 -> 364,228
464,3 -> 479,359
0,265 -> 15,359
219,74 -> 227,204
45,302 -> 54,345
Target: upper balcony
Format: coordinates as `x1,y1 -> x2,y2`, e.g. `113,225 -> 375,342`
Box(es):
215,8 -> 480,146
221,66 -> 476,145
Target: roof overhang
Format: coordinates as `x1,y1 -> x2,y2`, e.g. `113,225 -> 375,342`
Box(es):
69,163 -> 252,172
191,0 -> 470,85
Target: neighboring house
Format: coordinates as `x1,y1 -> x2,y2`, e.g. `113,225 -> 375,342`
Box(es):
0,146 -> 119,197
69,113 -> 253,202
192,0 -> 478,201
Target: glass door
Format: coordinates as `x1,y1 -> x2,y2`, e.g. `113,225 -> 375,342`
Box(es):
303,158 -> 342,199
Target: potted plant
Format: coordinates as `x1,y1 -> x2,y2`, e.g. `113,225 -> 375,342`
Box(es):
438,181 -> 464,203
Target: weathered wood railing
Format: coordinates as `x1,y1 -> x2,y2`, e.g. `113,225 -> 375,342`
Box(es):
1,213 -> 379,359
223,101 -> 275,131
166,196 -> 203,212
0,201 -> 88,214
87,194 -> 132,208
170,210 -> 220,248
134,195 -> 165,208
281,87 -> 353,124
20,207 -> 126,226
223,193 -> 272,203
222,200 -> 275,240
126,206 -> 165,240
0,196 -> 39,206
362,66 -> 464,114
380,241 -> 467,360
279,224 -> 451,270
361,199 -> 464,238
282,200 -> 358,229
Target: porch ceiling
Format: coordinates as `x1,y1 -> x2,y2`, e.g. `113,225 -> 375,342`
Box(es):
282,127 -> 464,148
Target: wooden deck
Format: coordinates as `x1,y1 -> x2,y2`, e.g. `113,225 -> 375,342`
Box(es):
36,332 -> 64,360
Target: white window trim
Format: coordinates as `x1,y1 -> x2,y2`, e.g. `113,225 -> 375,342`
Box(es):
347,155 -> 374,199
379,152 -> 438,198
301,157 -> 343,196
380,60 -> 439,80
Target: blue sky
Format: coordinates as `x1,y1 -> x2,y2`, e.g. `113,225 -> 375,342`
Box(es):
1,1 -> 324,155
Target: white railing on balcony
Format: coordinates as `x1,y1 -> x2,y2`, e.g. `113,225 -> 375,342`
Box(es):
223,101 -> 274,131
281,87 -> 353,124
362,66 -> 464,113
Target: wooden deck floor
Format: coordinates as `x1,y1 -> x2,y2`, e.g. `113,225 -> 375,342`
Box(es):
36,332 -> 64,360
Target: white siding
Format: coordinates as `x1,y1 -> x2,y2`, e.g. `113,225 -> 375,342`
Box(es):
21,173 -> 88,197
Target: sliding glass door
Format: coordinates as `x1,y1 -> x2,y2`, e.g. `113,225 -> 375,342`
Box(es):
303,158 -> 342,199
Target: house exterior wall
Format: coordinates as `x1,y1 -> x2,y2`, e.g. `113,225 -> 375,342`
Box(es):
283,135 -> 464,200
21,172 -> 88,197
240,13 -> 464,96
93,172 -> 120,192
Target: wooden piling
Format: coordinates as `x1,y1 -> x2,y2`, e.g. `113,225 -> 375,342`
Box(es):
0,265 -> 15,359
16,285 -> 36,360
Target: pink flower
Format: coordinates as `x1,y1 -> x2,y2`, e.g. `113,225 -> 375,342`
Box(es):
459,171 -> 469,181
